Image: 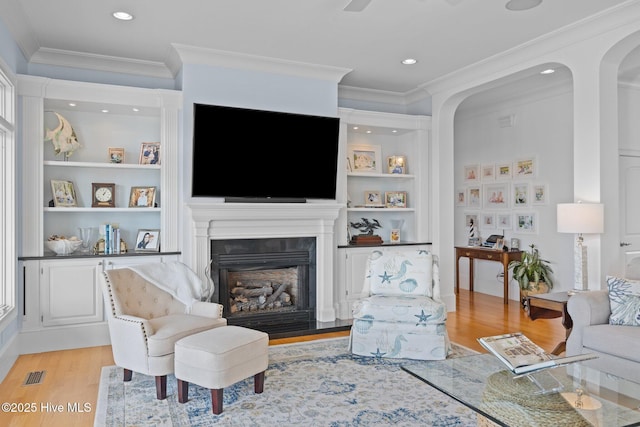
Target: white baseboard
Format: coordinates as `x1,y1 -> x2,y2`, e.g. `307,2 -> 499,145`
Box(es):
0,334 -> 19,383
18,323 -> 110,354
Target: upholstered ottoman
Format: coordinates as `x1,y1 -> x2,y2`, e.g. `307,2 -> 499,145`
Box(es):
174,325 -> 269,414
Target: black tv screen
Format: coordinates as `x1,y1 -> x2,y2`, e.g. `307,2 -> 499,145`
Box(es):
192,103 -> 340,202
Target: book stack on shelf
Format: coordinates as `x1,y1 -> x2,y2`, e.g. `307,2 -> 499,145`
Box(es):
97,224 -> 126,254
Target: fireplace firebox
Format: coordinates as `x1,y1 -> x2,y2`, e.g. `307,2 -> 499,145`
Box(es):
210,237 -> 316,334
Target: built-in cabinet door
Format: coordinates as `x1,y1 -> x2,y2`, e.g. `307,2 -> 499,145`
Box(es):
336,247 -> 373,319
40,259 -> 103,327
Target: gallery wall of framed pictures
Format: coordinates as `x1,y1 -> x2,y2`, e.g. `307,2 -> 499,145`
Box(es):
457,156 -> 547,235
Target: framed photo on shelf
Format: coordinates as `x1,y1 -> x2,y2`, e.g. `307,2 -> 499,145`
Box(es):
467,186 -> 481,209
347,144 -> 381,173
494,237 -> 505,250
108,147 -> 124,164
135,229 -> 160,252
514,157 -> 536,178
51,180 -> 77,207
495,162 -> 512,180
512,182 -> 530,208
481,164 -> 495,181
129,186 -> 157,208
514,212 -> 538,234
387,155 -> 407,174
455,188 -> 466,207
464,164 -> 480,182
364,190 -> 383,207
531,183 -> 548,205
483,183 -> 509,209
385,191 -> 407,208
139,142 -> 160,165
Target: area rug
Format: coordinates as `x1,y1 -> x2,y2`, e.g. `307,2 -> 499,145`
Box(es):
95,337 -> 478,426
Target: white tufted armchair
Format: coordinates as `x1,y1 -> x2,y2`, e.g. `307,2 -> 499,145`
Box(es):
350,249 -> 450,360
100,262 -> 227,399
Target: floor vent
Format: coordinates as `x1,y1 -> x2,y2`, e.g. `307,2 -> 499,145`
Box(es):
23,370 -> 45,386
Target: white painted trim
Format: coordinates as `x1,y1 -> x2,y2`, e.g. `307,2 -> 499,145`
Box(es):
30,48 -> 173,79
169,44 -> 351,83
0,334 -> 19,384
17,323 -> 110,355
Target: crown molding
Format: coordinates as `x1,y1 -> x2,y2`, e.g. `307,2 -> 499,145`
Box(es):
29,48 -> 173,79
338,84 -> 429,106
169,43 -> 351,83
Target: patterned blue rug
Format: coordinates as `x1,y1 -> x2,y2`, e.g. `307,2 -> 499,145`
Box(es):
94,337 -> 478,426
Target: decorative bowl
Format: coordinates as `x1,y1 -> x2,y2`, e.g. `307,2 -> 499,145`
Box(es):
46,238 -> 83,255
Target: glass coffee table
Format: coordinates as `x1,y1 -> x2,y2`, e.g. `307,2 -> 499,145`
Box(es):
402,354 -> 640,427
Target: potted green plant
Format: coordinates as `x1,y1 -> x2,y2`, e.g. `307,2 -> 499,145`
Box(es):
508,244 -> 554,302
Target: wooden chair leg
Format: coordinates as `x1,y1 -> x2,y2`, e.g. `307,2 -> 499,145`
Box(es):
211,388 -> 223,415
254,371 -> 265,394
155,375 -> 167,400
123,369 -> 132,382
177,379 -> 189,403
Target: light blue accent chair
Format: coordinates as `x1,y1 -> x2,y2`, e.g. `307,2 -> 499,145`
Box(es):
349,249 -> 450,360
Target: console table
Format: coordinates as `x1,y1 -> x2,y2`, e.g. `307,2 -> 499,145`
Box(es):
455,246 -> 522,304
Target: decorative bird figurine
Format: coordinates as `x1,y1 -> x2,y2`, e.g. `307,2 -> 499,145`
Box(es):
44,112 -> 80,157
350,218 -> 382,235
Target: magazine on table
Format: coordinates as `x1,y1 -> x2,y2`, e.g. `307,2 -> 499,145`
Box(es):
477,332 -> 598,375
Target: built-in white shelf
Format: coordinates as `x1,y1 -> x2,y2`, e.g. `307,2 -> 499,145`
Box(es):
44,160 -> 160,170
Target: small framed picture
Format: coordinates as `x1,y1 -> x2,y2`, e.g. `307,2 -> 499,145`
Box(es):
108,147 -> 125,164
364,190 -> 383,206
481,164 -> 495,181
385,191 -> 407,208
497,213 -> 512,230
135,229 -> 160,252
455,188 -> 466,207
495,162 -> 512,180
481,212 -> 496,230
387,155 -> 407,174
531,183 -> 548,205
514,212 -> 538,234
51,180 -> 78,207
348,144 -> 381,173
467,186 -> 481,209
512,182 -> 530,208
464,164 -> 480,182
514,157 -> 536,178
139,142 -> 160,165
483,183 -> 509,209
129,186 -> 157,208
494,237 -> 505,251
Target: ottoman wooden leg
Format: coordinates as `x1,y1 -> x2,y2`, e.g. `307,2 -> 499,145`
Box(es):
123,369 -> 132,382
254,371 -> 265,393
211,388 -> 223,415
156,375 -> 167,400
177,379 -> 189,403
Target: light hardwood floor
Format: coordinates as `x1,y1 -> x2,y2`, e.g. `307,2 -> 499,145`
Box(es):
0,290 -> 566,427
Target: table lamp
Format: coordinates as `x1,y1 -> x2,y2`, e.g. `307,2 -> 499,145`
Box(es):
557,202 -> 604,291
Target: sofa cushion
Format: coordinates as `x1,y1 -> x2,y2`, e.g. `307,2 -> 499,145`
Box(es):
367,250 -> 433,297
606,276 -> 640,326
147,314 -> 226,357
582,324 -> 640,362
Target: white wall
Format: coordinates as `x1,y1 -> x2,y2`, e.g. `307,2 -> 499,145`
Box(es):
454,83 -> 576,299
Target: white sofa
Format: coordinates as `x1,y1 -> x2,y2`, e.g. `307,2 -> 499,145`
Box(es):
566,289 -> 640,383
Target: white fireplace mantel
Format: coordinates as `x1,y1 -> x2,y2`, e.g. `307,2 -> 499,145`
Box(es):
186,202 -> 342,322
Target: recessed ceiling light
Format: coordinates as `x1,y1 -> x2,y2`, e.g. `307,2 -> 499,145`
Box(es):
132,108 -> 140,112
68,103 -> 76,107
392,130 -> 398,133
401,58 -> 417,65
366,130 -> 372,134
101,109 -> 109,113
505,0 -> 542,11
353,126 -> 359,130
540,68 -> 555,75
112,11 -> 134,21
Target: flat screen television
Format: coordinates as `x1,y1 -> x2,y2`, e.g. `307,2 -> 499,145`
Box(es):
192,103 -> 340,202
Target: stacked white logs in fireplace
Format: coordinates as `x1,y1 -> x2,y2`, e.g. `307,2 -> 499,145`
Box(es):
229,280 -> 292,314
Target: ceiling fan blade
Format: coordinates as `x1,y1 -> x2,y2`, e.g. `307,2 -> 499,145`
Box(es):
344,0 -> 372,12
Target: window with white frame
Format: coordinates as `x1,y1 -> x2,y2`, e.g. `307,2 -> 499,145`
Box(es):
0,60 -> 16,323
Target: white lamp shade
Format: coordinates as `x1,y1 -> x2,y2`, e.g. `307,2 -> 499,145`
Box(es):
557,203 -> 604,234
